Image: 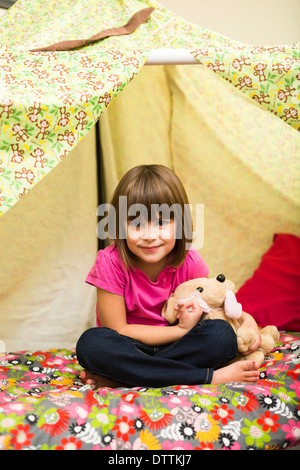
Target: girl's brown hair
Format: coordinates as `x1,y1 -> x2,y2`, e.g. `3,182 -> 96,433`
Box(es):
109,164 -> 193,269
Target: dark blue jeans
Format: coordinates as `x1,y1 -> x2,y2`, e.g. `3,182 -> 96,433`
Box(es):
76,319 -> 238,388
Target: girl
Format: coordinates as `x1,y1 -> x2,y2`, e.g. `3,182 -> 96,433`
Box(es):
76,164 -> 260,389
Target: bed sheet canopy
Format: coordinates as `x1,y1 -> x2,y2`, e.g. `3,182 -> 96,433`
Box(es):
0,0 -> 299,216
0,0 -> 299,351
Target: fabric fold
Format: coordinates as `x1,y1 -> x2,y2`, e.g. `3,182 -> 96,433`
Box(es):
30,7 -> 155,52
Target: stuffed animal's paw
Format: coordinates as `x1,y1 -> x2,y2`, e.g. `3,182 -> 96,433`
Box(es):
236,328 -> 257,354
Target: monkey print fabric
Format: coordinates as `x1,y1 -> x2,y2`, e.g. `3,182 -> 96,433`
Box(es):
0,46 -> 148,214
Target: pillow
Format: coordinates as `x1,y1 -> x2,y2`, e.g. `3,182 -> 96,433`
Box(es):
236,233 -> 300,331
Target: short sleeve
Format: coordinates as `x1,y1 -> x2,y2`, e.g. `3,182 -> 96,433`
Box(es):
86,247 -> 126,296
185,249 -> 209,279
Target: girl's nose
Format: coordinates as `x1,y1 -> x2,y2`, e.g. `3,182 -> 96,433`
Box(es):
140,222 -> 158,240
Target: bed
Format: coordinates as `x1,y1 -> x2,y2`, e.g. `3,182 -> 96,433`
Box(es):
0,331 -> 299,451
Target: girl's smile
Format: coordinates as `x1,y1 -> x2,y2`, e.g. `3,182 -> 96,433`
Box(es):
140,245 -> 162,252
126,219 -> 176,280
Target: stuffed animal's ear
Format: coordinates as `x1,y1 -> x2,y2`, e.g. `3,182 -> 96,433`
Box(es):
161,294 -> 178,324
224,279 -> 236,292
224,290 -> 242,319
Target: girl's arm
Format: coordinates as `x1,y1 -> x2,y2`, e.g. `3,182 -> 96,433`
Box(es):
96,288 -> 202,346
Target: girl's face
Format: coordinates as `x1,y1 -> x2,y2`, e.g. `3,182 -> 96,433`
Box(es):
126,216 -> 176,269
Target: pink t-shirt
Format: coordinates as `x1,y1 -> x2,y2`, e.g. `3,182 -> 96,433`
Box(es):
86,244 -> 209,327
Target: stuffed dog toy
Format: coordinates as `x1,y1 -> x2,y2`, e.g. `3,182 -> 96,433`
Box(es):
162,274 -> 280,366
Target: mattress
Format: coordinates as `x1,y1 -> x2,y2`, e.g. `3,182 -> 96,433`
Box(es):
0,331 -> 299,450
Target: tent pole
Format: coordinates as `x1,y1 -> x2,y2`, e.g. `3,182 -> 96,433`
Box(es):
145,49 -> 199,65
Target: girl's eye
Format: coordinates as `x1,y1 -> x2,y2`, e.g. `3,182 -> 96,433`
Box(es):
158,219 -> 169,227
129,220 -> 141,229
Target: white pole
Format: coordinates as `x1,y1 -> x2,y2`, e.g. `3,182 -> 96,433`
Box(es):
145,49 -> 199,65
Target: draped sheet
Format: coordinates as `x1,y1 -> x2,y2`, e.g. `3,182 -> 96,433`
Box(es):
100,64 -> 300,289
0,0 -> 299,216
0,129 -> 98,351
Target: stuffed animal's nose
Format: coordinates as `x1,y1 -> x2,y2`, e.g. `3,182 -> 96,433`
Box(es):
216,274 -> 226,282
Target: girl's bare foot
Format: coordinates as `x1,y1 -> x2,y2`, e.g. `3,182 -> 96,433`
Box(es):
80,370 -> 122,390
211,360 -> 260,385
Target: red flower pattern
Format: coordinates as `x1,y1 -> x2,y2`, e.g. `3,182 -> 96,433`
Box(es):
211,404 -> 234,425
10,424 -> 34,450
112,416 -> 136,442
257,410 -> 280,433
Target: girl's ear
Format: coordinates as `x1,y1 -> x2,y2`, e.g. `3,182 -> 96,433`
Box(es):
161,294 -> 178,324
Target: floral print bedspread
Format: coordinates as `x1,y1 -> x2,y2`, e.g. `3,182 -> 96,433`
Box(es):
0,332 -> 299,450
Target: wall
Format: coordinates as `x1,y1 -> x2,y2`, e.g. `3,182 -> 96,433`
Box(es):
1,1 -> 299,44
161,0 -> 300,44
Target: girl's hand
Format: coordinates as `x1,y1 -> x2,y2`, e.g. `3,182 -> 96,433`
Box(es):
175,299 -> 203,332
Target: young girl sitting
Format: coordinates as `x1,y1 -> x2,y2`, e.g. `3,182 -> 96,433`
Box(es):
76,164 -> 260,389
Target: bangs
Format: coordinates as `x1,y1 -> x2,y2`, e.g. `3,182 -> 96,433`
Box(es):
125,172 -> 178,221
